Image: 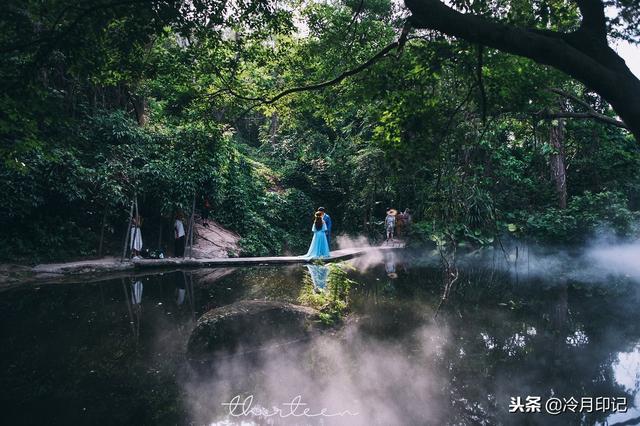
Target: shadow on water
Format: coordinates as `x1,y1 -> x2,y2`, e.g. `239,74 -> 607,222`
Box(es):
1,251 -> 640,425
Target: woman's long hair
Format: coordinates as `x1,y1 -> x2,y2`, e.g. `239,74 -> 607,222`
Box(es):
314,212 -> 324,231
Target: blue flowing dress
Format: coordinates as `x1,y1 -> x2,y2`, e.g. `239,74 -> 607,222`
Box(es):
303,222 -> 330,259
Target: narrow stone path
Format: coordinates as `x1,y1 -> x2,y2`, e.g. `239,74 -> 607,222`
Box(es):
133,246 -> 402,269
3,244 -> 406,287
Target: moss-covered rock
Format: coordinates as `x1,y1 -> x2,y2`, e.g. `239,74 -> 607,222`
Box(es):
187,300 -> 320,361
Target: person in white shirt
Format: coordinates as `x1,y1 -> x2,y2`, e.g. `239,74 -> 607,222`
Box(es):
385,208 -> 397,242
174,213 -> 186,257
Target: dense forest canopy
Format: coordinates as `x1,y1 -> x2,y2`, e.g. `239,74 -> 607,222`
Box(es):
1,0 -> 639,261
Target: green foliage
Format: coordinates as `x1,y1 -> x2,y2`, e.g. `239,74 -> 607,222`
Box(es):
525,191 -> 639,243
298,263 -> 357,325
1,0 -> 640,262
0,109 -> 273,261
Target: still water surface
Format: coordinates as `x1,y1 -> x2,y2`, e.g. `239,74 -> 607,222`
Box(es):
1,251 -> 639,425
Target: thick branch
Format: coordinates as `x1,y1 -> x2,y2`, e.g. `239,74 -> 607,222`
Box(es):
575,0 -> 608,39
547,88 -> 628,128
403,0 -> 640,141
541,111 -> 627,129
259,41 -> 401,105
228,23 -> 412,115
404,0 -> 613,84
548,88 -> 593,111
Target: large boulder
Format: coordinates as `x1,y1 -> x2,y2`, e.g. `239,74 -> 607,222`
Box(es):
187,300 -> 320,360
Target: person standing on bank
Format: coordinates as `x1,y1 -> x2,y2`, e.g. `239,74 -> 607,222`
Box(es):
174,213 -> 186,257
130,215 -> 143,259
318,207 -> 332,249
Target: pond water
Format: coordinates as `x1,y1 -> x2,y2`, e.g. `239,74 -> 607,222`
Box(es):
1,250 -> 640,425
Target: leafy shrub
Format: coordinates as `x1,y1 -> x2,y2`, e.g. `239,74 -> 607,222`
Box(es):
298,263 -> 357,325
525,191 -> 638,243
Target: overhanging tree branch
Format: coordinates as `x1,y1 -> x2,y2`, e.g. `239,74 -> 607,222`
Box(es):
403,0 -> 640,141
258,41 -> 402,105
548,88 -> 593,110
229,22 -> 412,115
541,111 -> 628,128
404,0 -> 610,78
546,88 -> 628,129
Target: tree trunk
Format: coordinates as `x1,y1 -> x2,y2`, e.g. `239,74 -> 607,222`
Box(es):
551,281 -> 569,362
549,117 -> 568,209
269,112 -> 279,147
185,193 -> 196,258
98,206 -> 108,257
121,200 -> 135,262
132,95 -> 148,126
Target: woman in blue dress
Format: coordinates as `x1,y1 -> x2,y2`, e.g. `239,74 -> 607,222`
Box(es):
303,212 -> 330,259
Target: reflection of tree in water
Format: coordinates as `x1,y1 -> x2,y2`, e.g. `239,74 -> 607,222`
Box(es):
2,270 -> 260,425
197,265 -> 305,304
2,262 -> 640,425
435,273 -> 640,425
0,275 -> 195,424
352,259 -> 640,424
176,272 -> 196,320
435,245 -> 458,318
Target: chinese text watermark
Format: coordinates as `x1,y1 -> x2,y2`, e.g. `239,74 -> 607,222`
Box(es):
509,396 -> 627,415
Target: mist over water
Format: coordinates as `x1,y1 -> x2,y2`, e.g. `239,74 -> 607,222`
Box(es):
585,240 -> 640,281
335,235 -> 385,271
175,238 -> 640,425
447,236 -> 640,285
338,229 -> 640,286
183,321 -> 449,425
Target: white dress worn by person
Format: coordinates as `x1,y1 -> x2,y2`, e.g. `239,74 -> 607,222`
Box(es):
131,280 -> 143,305
130,225 -> 143,251
175,219 -> 185,238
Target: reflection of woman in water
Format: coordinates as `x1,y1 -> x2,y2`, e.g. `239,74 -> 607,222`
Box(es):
175,275 -> 186,306
129,279 -> 144,341
303,212 -> 330,259
131,280 -> 143,305
306,264 -> 330,292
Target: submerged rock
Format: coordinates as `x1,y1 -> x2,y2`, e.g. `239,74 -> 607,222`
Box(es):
189,268 -> 236,287
187,300 -> 320,360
